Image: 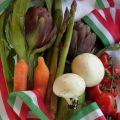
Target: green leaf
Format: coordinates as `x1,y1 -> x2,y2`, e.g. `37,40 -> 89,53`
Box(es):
0,14 -> 13,92
7,0 -> 31,60
45,0 -> 53,13
7,49 -> 16,78
3,7 -> 13,49
30,0 -> 45,7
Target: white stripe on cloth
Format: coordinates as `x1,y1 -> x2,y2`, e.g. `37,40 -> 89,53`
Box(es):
101,0 -> 109,7
0,91 -> 9,120
116,95 -> 120,112
110,8 -> 116,23
115,0 -> 120,8
62,0 -> 97,21
106,50 -> 120,67
98,9 -> 106,20
80,109 -> 104,120
88,13 -> 115,44
13,96 -> 23,116
23,91 -> 39,108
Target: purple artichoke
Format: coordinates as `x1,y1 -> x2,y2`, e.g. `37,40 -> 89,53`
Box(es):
25,7 -> 57,49
68,21 -> 96,61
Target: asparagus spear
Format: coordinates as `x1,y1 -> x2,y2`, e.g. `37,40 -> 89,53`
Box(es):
56,0 -> 76,77
53,0 -> 63,30
45,8 -> 70,117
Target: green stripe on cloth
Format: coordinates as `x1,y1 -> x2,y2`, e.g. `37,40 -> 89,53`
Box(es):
7,94 -> 16,108
8,92 -> 49,120
0,0 -> 13,13
0,116 -> 2,120
96,0 -> 105,8
83,16 -> 110,46
70,103 -> 99,120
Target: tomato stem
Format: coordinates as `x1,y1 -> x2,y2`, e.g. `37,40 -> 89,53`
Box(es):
110,64 -> 114,90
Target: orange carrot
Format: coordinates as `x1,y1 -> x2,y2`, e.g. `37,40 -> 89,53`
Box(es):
34,56 -> 49,99
14,59 -> 28,91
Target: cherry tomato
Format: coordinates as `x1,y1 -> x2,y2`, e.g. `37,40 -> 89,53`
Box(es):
101,77 -> 110,88
114,66 -> 120,75
111,88 -> 118,97
114,79 -> 120,84
111,110 -> 117,118
95,92 -> 115,115
86,84 -> 102,101
107,66 -> 120,75
99,52 -> 110,68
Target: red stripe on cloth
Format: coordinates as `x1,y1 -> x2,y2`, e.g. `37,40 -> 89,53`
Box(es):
0,60 -> 18,120
19,102 -> 29,120
115,9 -> 120,38
103,8 -> 120,43
103,8 -> 113,23
107,0 -> 114,7
92,9 -> 120,43
95,115 -> 106,120
33,90 -> 53,120
27,118 -> 39,120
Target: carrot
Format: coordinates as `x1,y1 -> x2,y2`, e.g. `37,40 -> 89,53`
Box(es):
34,56 -> 49,99
14,59 -> 28,91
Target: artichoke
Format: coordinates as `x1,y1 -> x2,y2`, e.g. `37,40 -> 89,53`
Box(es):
68,21 -> 96,61
25,7 -> 57,50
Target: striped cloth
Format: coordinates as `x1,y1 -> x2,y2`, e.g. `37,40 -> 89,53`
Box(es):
0,60 -> 18,120
83,8 -> 120,45
8,90 -> 53,120
96,0 -> 114,8
70,102 -> 106,120
0,0 -> 13,14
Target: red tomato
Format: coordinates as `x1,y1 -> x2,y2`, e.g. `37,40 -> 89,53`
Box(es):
117,113 -> 120,120
111,88 -> 118,97
107,66 -> 120,75
101,77 -> 110,88
95,92 -> 115,115
86,84 -> 102,101
114,79 -> 120,84
99,53 -> 110,68
111,110 -> 117,118
114,66 -> 120,75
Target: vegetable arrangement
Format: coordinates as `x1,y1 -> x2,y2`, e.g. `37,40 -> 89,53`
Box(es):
0,0 -> 120,120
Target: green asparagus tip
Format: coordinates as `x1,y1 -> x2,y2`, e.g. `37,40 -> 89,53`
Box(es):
71,0 -> 77,13
64,7 -> 70,22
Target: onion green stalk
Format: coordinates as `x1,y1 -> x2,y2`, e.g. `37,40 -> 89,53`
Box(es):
45,1 -> 77,118
56,1 -> 76,77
